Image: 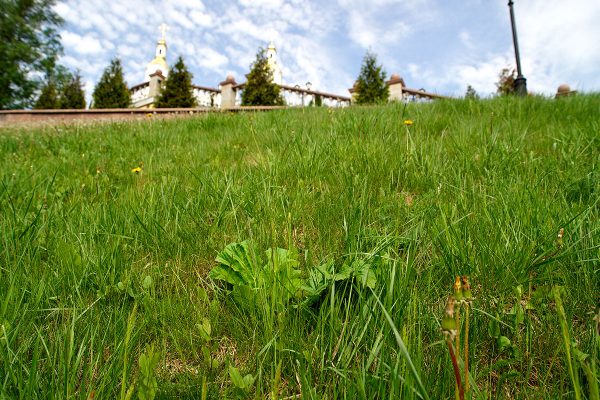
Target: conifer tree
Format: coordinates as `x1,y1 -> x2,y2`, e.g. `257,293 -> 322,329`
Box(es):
60,73 -> 86,109
465,85 -> 479,100
92,59 -> 131,108
34,81 -> 59,109
354,51 -> 389,105
241,48 -> 284,106
156,56 -> 195,108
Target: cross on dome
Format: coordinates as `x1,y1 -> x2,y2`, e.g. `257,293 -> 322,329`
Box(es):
159,23 -> 169,41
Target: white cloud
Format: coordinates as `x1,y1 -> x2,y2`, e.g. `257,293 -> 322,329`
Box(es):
117,45 -> 138,59
337,0 -> 436,47
54,0 -> 600,102
173,0 -> 206,11
164,8 -> 195,30
195,47 -> 229,72
125,33 -> 141,44
517,0 -> 600,93
238,0 -> 283,10
60,31 -> 104,56
189,11 -> 213,27
459,30 -> 473,49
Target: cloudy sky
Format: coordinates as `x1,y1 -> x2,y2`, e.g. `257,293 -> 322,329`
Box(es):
54,0 -> 600,100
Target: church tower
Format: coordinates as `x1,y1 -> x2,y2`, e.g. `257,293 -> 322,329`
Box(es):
266,42 -> 282,85
144,23 -> 169,82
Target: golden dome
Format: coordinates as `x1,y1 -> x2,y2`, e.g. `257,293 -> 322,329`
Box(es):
557,84 -> 571,94
148,56 -> 168,69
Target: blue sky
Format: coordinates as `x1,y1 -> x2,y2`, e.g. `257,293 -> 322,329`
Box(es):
54,0 -> 600,100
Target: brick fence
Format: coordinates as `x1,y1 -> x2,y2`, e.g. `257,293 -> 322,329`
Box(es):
0,106 -> 287,127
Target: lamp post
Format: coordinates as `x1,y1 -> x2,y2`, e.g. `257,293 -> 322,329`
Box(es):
508,0 -> 527,96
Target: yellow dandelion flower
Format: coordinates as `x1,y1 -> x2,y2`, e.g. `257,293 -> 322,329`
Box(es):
146,113 -> 153,118
404,119 -> 414,125
131,167 -> 142,174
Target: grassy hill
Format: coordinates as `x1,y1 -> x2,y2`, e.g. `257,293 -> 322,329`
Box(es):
1,95 -> 598,399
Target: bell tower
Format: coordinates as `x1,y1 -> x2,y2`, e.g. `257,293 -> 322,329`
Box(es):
266,41 -> 282,85
144,23 -> 169,82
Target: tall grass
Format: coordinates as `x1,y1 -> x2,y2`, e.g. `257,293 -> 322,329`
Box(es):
0,95 -> 598,398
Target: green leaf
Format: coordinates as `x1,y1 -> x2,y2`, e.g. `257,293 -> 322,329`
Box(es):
229,365 -> 246,389
202,346 -> 211,364
197,287 -> 209,303
497,335 -> 511,350
208,264 -> 245,286
242,374 -> 255,389
265,247 -> 303,298
355,261 -> 377,289
196,318 -> 211,341
335,263 -> 354,281
212,241 -> 261,286
299,260 -> 334,305
142,275 -> 153,290
488,314 -> 501,338
137,345 -> 160,400
572,346 -> 589,363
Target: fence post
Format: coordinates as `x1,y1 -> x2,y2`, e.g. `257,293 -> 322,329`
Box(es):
387,74 -> 405,102
220,75 -> 237,109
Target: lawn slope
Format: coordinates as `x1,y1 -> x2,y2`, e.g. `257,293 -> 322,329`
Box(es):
1,95 -> 598,399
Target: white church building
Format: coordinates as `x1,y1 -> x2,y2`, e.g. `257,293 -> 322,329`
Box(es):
130,24 -> 224,108
129,24 -> 441,109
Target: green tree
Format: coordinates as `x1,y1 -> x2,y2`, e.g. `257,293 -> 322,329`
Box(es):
354,51 -> 389,105
156,56 -> 195,108
465,85 -> 479,100
60,72 -> 86,109
241,48 -> 284,106
0,0 -> 63,109
34,81 -> 59,109
309,94 -> 323,107
34,66 -> 85,109
496,67 -> 516,96
92,59 -> 131,108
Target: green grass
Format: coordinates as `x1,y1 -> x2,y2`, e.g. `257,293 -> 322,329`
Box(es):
1,95 -> 598,399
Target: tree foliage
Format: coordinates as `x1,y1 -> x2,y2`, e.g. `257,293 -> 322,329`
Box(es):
309,94 -> 323,107
60,72 -> 86,109
34,81 -> 59,109
156,56 -> 195,108
0,0 -> 64,109
34,67 -> 85,109
241,48 -> 284,106
92,59 -> 131,109
354,51 -> 389,105
496,68 -> 516,96
465,85 -> 480,100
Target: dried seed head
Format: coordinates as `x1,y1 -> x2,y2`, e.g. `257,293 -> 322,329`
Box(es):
557,228 -> 564,248
442,296 -> 458,341
444,295 -> 456,318
453,276 -> 463,302
461,276 -> 473,303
